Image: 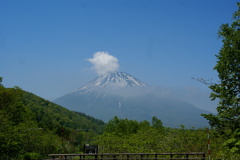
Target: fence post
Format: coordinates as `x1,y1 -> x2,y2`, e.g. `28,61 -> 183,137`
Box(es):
202,153 -> 206,160
186,154 -> 189,160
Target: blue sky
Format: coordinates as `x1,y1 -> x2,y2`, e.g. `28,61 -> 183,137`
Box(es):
1,0 -> 239,112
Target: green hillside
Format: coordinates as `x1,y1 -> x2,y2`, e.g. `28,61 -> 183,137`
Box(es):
22,90 -> 104,132
0,84 -> 105,159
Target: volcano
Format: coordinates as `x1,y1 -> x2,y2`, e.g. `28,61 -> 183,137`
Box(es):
53,72 -> 210,128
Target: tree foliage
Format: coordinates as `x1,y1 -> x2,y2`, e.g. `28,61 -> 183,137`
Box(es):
151,116 -> 163,130
94,117 -> 206,153
202,2 -> 240,154
0,85 -> 62,159
94,116 -> 240,159
0,82 -> 105,159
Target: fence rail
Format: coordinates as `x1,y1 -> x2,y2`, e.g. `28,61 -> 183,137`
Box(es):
48,152 -> 206,160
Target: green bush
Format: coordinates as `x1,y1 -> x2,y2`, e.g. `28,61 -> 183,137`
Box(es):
23,152 -> 41,160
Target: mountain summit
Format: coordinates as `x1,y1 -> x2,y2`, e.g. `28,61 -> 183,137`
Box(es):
54,72 -> 210,128
72,72 -> 147,93
93,72 -> 147,87
71,72 -> 147,95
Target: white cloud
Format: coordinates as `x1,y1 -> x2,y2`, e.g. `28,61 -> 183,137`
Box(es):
87,51 -> 119,75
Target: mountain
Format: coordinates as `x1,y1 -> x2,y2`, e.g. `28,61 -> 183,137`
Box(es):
53,72 -> 210,128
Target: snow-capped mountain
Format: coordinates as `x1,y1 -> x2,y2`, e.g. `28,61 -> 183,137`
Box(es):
53,71 -> 210,128
71,72 -> 147,95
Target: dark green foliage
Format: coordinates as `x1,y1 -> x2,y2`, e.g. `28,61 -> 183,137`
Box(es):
104,116 -> 140,135
94,116 -> 240,159
151,116 -> 163,130
75,111 -> 105,126
0,86 -> 30,157
0,84 -> 105,159
0,86 -> 62,159
21,91 -> 104,134
202,2 -> 240,154
22,152 -> 41,160
94,116 -> 206,153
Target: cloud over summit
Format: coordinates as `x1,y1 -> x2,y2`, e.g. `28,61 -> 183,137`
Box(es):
87,52 -> 119,76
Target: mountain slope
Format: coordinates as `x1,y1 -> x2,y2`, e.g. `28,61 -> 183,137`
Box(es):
22,89 -> 105,132
54,72 -> 210,128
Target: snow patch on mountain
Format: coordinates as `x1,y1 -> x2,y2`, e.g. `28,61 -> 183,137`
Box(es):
71,72 -> 147,95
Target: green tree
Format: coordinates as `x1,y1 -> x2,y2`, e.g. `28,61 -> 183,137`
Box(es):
202,2 -> 240,154
0,86 -> 31,158
0,77 -> 2,86
0,86 -> 63,159
151,116 -> 163,130
104,116 -> 140,135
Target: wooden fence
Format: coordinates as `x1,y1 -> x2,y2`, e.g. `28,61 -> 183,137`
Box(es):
48,152 -> 206,160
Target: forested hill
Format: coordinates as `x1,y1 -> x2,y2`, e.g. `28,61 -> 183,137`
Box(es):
0,85 -> 105,159
22,90 -> 105,132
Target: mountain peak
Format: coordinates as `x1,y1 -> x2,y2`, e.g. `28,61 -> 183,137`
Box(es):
72,72 -> 147,94
95,72 -> 147,88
